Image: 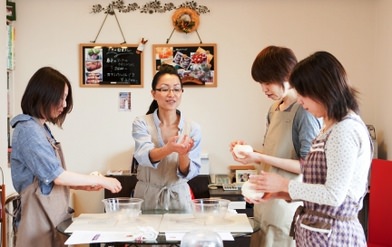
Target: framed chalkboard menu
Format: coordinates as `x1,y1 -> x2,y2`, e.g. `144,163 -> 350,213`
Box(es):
80,43 -> 143,87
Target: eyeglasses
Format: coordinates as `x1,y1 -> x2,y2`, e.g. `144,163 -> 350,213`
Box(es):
155,88 -> 184,94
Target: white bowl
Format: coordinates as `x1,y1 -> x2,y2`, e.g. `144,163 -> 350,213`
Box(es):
102,197 -> 143,217
191,198 -> 230,220
241,181 -> 264,200
233,144 -> 253,158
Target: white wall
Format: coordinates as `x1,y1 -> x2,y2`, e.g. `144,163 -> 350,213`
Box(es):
1,0 -> 388,214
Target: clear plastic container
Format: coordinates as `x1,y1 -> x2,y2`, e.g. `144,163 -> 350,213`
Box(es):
180,229 -> 223,247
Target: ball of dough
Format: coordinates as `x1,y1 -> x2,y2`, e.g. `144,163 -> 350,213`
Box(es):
241,181 -> 264,200
90,171 -> 103,176
233,144 -> 253,158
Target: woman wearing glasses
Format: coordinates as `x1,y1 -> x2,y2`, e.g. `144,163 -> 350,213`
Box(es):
132,64 -> 202,212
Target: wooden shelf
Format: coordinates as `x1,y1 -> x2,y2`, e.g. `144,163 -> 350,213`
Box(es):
229,164 -> 256,171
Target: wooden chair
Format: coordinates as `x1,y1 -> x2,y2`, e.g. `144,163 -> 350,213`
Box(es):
1,184 -> 6,247
367,159 -> 392,247
4,193 -> 20,247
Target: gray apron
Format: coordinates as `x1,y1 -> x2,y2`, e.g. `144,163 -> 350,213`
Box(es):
134,114 -> 192,212
251,102 -> 302,247
16,123 -> 71,247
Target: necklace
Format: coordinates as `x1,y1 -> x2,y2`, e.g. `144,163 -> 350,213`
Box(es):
321,122 -> 335,134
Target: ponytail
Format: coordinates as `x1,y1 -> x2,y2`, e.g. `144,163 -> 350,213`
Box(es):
146,100 -> 158,114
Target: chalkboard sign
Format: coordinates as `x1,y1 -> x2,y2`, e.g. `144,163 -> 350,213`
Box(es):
79,43 -> 143,87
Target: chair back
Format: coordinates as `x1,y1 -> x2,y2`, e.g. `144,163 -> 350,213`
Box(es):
131,156 -> 139,174
367,159 -> 392,246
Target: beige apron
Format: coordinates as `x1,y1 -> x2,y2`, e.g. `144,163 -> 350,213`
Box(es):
251,102 -> 303,247
16,124 -> 71,247
134,114 -> 192,212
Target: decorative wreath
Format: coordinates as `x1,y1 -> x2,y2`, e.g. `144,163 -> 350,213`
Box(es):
172,7 -> 200,34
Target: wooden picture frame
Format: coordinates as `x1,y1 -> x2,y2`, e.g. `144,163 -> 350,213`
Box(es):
235,170 -> 257,184
79,43 -> 143,87
215,174 -> 231,185
152,44 -> 217,87
6,1 -> 16,21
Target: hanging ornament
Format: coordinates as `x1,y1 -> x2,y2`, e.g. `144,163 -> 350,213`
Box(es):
136,38 -> 148,54
171,7 -> 200,34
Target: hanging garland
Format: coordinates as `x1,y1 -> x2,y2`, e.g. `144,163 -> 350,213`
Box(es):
172,8 -> 199,34
91,0 -> 210,15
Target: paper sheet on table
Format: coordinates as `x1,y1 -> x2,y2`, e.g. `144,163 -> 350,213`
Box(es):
65,213 -> 162,233
165,232 -> 234,241
65,228 -> 158,245
159,213 -> 253,233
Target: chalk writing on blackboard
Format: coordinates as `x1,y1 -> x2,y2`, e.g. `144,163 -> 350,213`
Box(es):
80,43 -> 143,87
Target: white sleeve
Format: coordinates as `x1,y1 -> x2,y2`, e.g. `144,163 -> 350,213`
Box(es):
289,119 -> 367,206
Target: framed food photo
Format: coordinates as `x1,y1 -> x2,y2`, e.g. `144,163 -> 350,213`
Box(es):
235,170 -> 257,185
79,43 -> 143,87
152,44 -> 217,87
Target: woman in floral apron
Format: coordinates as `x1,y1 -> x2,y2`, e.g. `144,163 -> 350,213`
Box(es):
132,64 -> 202,212
10,67 -> 122,246
242,51 -> 372,246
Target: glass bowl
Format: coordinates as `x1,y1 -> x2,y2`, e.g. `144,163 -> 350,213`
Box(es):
180,229 -> 223,247
191,198 -> 230,222
102,197 -> 143,218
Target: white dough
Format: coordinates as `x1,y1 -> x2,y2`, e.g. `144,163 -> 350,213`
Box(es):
241,181 -> 264,200
90,171 -> 103,176
233,144 -> 253,158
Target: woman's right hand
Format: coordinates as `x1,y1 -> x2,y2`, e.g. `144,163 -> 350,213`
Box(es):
230,140 -> 258,164
100,177 -> 122,193
229,140 -> 245,152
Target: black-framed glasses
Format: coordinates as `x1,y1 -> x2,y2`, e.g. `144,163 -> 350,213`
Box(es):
155,88 -> 184,94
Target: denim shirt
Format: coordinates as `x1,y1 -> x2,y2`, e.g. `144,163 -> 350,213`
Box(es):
10,114 -> 64,194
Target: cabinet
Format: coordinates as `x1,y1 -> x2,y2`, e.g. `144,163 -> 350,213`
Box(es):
3,4 -> 16,245
1,184 -> 6,247
7,12 -> 15,164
